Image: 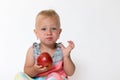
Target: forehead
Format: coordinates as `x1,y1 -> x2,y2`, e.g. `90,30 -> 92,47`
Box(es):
36,15 -> 58,21
36,15 -> 59,27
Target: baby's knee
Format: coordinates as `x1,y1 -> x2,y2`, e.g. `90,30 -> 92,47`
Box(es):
14,72 -> 32,80
46,72 -> 63,80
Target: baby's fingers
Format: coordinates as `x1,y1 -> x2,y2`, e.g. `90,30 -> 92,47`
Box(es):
67,40 -> 75,49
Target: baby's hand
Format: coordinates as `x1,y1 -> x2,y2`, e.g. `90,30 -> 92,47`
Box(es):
34,63 -> 48,73
59,40 -> 75,57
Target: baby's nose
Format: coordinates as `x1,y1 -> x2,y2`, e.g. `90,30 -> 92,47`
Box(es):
47,29 -> 52,35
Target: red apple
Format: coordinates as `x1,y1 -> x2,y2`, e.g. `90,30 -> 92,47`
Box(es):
37,52 -> 53,68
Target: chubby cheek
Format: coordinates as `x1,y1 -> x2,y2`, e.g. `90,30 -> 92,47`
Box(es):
53,33 -> 60,40
37,33 -> 44,40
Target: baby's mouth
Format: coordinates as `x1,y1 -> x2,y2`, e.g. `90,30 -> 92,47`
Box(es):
46,37 -> 53,40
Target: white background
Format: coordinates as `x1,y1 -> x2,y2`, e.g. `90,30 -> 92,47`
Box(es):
0,0 -> 120,80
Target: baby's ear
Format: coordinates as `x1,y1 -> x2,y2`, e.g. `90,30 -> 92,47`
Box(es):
33,29 -> 37,37
59,28 -> 62,34
33,29 -> 36,34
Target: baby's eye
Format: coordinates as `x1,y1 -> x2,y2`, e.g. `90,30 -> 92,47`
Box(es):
41,28 -> 46,30
52,27 -> 57,30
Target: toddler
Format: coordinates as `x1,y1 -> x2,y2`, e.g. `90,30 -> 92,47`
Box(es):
15,9 -> 75,80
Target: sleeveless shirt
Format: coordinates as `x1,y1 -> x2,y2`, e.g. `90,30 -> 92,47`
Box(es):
33,42 -> 63,65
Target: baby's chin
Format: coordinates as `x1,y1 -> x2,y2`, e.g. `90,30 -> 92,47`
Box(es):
41,42 -> 56,46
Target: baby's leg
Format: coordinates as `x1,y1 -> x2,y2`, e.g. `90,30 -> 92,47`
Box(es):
33,77 -> 46,80
46,72 -> 67,80
14,72 -> 32,80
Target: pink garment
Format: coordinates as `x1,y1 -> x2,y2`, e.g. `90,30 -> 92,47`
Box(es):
36,61 -> 68,79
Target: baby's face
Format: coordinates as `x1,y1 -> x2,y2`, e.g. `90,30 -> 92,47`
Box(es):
34,16 -> 61,45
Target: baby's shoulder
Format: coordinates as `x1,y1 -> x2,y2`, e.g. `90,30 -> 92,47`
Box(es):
26,45 -> 34,55
28,42 -> 39,50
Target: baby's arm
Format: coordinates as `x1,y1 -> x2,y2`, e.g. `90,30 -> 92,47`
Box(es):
24,47 -> 47,77
60,41 -> 75,76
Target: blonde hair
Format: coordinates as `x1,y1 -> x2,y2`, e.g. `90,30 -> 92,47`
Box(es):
35,9 -> 60,27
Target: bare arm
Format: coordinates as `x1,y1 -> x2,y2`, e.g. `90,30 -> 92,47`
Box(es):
63,55 -> 75,76
24,47 -> 47,77
60,41 -> 75,76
